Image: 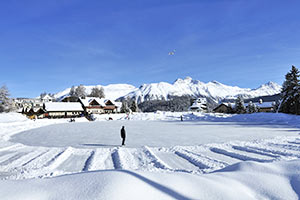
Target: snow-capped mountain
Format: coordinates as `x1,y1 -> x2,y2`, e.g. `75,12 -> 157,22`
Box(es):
54,84 -> 137,101
121,77 -> 281,103
54,77 -> 282,103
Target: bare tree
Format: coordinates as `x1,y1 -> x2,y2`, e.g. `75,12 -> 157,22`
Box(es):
0,85 -> 11,112
75,84 -> 87,98
88,86 -> 105,98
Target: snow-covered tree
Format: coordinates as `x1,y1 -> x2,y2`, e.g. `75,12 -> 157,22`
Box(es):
247,101 -> 258,113
75,84 -> 87,98
120,100 -> 130,113
0,85 -> 11,112
69,86 -> 76,97
88,86 -> 105,98
40,92 -> 47,99
235,95 -> 246,114
279,66 -> 300,115
130,99 -> 138,112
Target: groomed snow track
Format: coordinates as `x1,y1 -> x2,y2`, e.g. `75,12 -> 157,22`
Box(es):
0,135 -> 299,180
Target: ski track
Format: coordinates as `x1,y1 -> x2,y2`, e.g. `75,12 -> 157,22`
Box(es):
288,141 -> 300,145
267,142 -> 300,152
111,148 -> 122,169
0,136 -> 300,179
244,145 -> 300,158
0,148 -> 46,171
231,145 -> 280,159
46,147 -> 74,170
176,149 -> 229,171
82,151 -> 95,172
142,146 -> 173,171
209,147 -> 270,162
174,150 -> 209,171
89,149 -> 114,170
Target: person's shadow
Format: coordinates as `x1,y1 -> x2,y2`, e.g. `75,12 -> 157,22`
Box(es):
81,143 -> 120,147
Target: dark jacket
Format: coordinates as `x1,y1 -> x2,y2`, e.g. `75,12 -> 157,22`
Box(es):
121,127 -> 126,138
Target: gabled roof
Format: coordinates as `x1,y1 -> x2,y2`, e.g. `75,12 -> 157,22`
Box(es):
44,102 -> 84,112
213,103 -> 234,111
79,97 -> 106,107
79,97 -> 119,107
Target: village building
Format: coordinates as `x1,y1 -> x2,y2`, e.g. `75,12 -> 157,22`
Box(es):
43,102 -> 84,118
213,103 -> 234,113
78,97 -> 119,114
189,98 -> 207,112
103,99 -> 118,113
79,97 -> 105,114
13,96 -> 52,113
26,107 -> 46,119
40,94 -> 55,102
213,99 -> 275,113
245,99 -> 275,113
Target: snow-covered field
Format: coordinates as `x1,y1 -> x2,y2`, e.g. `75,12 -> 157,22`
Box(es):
0,112 -> 300,199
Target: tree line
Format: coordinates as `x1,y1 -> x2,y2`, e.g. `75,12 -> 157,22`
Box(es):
69,84 -> 105,99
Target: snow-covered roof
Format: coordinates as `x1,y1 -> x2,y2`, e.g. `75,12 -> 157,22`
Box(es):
31,107 -> 43,112
41,94 -> 53,100
245,102 -> 274,108
79,97 -> 107,107
44,102 -> 84,112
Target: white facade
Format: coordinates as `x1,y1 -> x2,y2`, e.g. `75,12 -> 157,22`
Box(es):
44,102 -> 84,118
189,98 -> 207,112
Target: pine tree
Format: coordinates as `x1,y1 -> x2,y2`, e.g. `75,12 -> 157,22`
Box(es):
40,92 -> 47,99
235,95 -> 246,114
130,100 -> 138,112
120,100 -> 130,113
0,85 -> 11,112
280,66 -> 300,114
247,101 -> 258,113
88,86 -> 105,98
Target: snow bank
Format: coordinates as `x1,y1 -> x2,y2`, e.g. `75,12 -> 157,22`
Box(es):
0,159 -> 299,200
0,112 -> 29,123
0,113 -> 88,141
92,111 -> 300,128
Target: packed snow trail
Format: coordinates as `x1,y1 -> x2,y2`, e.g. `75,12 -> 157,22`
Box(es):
0,134 -> 299,180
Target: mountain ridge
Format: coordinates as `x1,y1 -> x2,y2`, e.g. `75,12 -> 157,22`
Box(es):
54,77 -> 282,103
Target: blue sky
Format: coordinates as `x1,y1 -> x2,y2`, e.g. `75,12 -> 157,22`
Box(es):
1,0 -> 300,97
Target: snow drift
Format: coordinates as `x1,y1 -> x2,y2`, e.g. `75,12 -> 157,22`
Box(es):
1,159 -> 299,200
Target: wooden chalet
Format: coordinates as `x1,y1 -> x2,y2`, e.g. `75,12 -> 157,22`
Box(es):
26,107 -> 46,119
214,100 -> 275,114
103,99 -> 118,113
245,100 -> 275,113
213,103 -> 234,113
79,97 -> 119,114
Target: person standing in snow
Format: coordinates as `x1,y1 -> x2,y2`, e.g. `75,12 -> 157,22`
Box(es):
120,126 -> 126,146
